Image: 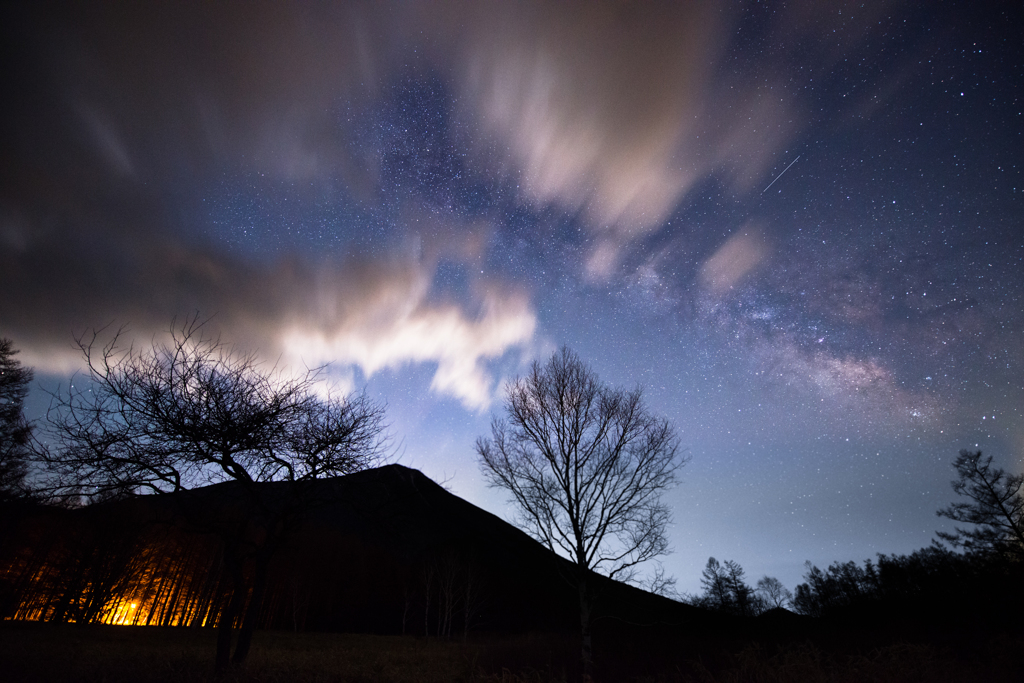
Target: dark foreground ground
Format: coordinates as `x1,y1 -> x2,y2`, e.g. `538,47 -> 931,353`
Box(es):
1,620 -> 1021,683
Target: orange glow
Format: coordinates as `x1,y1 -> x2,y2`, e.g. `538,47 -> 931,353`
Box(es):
105,600 -> 138,626
8,537 -> 229,628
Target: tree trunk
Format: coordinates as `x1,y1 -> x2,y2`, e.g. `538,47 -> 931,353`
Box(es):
215,554 -> 247,672
578,577 -> 594,683
231,554 -> 270,665
462,572 -> 472,643
423,564 -> 433,637
215,593 -> 241,671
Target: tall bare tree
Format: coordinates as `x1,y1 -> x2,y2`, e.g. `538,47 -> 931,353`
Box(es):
476,347 -> 682,678
0,338 -> 34,502
38,316 -> 389,669
937,449 -> 1024,560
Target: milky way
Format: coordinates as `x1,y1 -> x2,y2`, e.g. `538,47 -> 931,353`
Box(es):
2,0 -> 1021,593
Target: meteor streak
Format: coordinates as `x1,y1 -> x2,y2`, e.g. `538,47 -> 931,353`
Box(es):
761,155 -> 801,193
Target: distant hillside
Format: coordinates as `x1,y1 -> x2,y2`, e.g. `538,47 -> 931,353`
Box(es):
0,464 -> 705,636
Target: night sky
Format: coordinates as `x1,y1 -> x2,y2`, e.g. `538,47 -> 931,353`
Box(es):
2,1 -> 1022,595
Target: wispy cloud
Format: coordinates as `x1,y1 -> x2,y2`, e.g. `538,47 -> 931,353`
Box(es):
458,1 -> 726,278
2,214 -> 536,410
452,0 -> 904,279
0,0 -> 905,407
699,227 -> 770,296
281,262 -> 536,411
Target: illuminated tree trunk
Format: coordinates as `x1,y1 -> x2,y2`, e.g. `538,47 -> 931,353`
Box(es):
158,545 -> 194,626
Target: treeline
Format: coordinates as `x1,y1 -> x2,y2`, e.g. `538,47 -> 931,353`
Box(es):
2,501 -> 228,627
792,546 -> 1024,626
0,465 -> 587,638
686,546 -> 1023,633
791,448 -> 1024,627
4,494 -> 470,637
0,489 -> 492,636
690,448 -> 1024,629
687,557 -> 792,617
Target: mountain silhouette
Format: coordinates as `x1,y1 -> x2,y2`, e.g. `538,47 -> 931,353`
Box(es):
1,465 -> 707,636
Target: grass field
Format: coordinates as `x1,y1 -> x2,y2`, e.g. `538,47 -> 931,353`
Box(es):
1,621 -> 1021,682
1,623 -> 573,683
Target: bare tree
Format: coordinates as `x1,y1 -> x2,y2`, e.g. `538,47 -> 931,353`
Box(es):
38,317 -> 389,669
476,347 -> 682,678
755,576 -> 793,610
937,449 -> 1023,560
0,338 -> 34,502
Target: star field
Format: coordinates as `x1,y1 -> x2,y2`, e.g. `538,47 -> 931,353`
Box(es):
1,0 -> 1022,594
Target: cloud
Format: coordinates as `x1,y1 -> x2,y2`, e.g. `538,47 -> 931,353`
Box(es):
4,1 -> 904,290
452,1 -> 817,278
1,0 -> 907,405
0,2 -> 546,408
457,1 -> 726,277
0,214 -> 536,410
281,264 -> 536,411
450,1 -> 906,279
699,227 -> 769,295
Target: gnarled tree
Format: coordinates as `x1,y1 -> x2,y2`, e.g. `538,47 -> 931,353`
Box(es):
476,347 -> 682,678
38,317 -> 388,669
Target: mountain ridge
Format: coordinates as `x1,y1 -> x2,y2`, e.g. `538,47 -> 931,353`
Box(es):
1,464 -> 707,636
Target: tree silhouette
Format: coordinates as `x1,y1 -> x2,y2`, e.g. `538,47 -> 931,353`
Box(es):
697,557 -> 760,615
0,338 -> 34,502
755,575 -> 793,610
476,347 -> 682,679
937,449 -> 1024,560
38,316 -> 388,669
791,545 -> 1024,625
